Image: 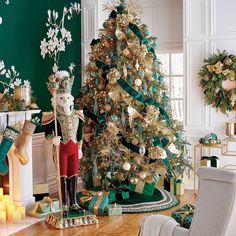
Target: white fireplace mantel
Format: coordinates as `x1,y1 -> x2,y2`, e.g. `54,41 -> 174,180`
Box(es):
0,110 -> 40,208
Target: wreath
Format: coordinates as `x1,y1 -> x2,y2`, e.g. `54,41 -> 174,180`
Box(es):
199,50 -> 236,114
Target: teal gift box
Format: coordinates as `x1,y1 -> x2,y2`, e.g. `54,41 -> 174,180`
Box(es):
129,181 -> 155,196
79,190 -> 109,216
108,204 -> 122,216
27,197 -> 60,218
171,203 -> 195,229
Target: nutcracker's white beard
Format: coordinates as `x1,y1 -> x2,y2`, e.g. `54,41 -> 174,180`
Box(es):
51,93 -> 74,116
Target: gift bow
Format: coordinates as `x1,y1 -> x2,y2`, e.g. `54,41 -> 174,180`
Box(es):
31,196 -> 56,216
175,204 -> 194,225
81,190 -> 109,215
80,189 -> 109,205
207,61 -> 231,76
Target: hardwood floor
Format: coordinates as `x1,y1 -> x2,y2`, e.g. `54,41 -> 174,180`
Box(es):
12,190 -> 196,236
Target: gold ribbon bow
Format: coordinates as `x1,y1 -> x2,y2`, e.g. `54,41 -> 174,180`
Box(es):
31,197 -> 56,217
80,190 -> 109,215
207,61 -> 231,76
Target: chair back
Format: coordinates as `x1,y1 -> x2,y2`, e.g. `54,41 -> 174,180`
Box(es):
189,167 -> 236,236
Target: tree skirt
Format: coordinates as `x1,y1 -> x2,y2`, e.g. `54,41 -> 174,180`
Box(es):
117,188 -> 180,213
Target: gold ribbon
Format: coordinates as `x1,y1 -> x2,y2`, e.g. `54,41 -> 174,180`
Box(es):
207,61 -> 223,74
31,197 -> 56,216
80,189 -> 109,208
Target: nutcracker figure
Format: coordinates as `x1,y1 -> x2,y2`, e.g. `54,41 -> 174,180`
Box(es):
42,71 -> 84,217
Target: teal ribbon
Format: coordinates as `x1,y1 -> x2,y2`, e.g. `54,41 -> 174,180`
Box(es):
95,113 -> 106,137
117,78 -> 171,125
129,23 -> 144,41
153,137 -> 169,148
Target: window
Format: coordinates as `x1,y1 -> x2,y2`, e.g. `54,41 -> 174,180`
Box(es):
157,52 -> 184,122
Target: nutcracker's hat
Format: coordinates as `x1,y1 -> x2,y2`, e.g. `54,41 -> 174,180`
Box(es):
47,71 -> 74,95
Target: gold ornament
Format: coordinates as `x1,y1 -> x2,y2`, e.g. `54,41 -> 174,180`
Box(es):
145,69 -> 154,81
139,171 -> 147,180
123,162 -> 131,171
123,48 -> 132,59
227,70 -> 236,81
104,104 -> 112,112
148,146 -> 167,159
107,68 -> 121,85
107,122 -> 119,136
132,137 -> 139,145
223,57 -> 232,66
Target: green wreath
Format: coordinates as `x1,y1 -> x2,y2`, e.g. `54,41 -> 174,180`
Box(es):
199,50 -> 236,114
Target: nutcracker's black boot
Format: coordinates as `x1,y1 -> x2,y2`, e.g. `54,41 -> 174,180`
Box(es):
60,176 -> 69,217
68,176 -> 84,214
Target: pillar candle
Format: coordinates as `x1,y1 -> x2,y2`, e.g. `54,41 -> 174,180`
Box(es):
0,211 -> 6,223
13,211 -> 21,223
17,206 -> 26,219
0,188 -> 3,201
0,201 -> 6,211
3,195 -> 10,206
7,204 -> 15,220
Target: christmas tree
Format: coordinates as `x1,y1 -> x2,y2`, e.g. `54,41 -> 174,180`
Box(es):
79,0 -> 190,189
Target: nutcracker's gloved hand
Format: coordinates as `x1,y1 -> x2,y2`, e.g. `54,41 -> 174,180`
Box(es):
52,136 -> 61,146
78,140 -> 83,159
79,149 -> 83,159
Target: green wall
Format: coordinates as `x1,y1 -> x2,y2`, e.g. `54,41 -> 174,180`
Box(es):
0,0 -> 82,114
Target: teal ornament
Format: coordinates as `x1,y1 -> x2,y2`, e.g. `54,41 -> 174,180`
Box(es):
125,27 -> 132,34
128,74 -> 134,85
93,99 -> 98,114
142,39 -> 149,45
152,86 -> 157,94
111,114 -> 118,122
159,76 -> 164,82
127,64 -> 133,70
109,50 -> 114,58
112,55 -> 118,63
92,161 -> 98,176
154,72 -> 159,81
95,78 -> 100,86
121,106 -> 126,127
139,70 -> 145,79
145,31 -> 150,37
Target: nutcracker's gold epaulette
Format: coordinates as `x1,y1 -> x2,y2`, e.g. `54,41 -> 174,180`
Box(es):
42,111 -> 55,125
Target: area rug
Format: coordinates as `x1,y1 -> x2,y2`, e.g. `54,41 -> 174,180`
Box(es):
77,187 -> 179,214
118,188 -> 180,213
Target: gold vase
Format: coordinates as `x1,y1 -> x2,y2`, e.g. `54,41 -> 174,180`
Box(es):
226,122 -> 236,137
14,85 -> 31,107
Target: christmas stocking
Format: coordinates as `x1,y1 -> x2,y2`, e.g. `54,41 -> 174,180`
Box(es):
14,120 -> 36,165
0,126 -> 20,175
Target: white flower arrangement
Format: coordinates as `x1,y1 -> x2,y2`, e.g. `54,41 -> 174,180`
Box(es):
0,60 -> 30,95
40,2 -> 81,73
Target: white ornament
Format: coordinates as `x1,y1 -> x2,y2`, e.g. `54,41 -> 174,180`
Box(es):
135,59 -> 140,71
168,143 -> 180,155
139,146 -> 146,156
123,162 -> 131,171
135,79 -> 142,87
139,172 -> 147,180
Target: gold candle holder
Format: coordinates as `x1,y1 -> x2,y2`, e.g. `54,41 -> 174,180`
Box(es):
226,122 -> 235,137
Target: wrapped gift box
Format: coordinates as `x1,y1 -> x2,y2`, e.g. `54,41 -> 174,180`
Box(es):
170,178 -> 184,196
176,179 -> 184,196
108,204 -> 122,216
129,181 -> 155,196
156,176 -> 164,189
79,190 -> 109,216
201,156 -> 219,168
28,197 -> 60,218
171,203 -> 195,229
